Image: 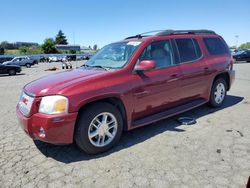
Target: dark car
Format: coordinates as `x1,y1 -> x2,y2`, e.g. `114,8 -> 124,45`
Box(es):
16,29 -> 235,154
0,64 -> 21,75
233,50 -> 250,62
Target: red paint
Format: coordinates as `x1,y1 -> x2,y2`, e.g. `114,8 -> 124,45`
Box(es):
16,31 -> 235,144
134,60 -> 156,71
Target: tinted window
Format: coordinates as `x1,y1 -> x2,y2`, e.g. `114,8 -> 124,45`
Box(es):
175,38 -> 199,63
193,39 -> 202,58
203,37 -> 229,55
139,40 -> 174,69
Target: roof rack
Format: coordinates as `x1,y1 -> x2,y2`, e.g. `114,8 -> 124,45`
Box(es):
124,29 -> 216,40
125,30 -> 165,40
156,29 -> 216,36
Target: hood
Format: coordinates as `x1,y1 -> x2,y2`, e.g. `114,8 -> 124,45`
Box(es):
24,68 -> 107,96
2,61 -> 12,64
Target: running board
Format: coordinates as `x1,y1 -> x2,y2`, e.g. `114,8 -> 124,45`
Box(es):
132,99 -> 207,127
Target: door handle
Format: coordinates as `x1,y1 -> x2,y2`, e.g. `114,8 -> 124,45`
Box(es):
134,91 -> 150,97
204,67 -> 209,71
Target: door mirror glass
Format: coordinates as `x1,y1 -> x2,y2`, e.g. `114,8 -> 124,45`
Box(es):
135,60 -> 156,72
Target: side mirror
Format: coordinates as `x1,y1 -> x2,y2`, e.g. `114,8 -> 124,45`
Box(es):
134,60 -> 156,72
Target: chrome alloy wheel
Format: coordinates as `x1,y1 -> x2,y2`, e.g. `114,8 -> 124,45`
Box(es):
88,112 -> 118,147
214,83 -> 226,104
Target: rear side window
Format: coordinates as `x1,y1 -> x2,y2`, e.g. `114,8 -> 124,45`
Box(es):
175,38 -> 201,63
203,37 -> 229,55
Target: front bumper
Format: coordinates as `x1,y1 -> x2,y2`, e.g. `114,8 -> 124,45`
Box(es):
16,106 -> 78,144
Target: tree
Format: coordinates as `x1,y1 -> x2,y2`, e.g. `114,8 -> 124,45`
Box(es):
239,42 -> 250,49
55,30 -> 68,45
0,41 -> 15,49
0,47 -> 4,55
19,47 -> 28,54
19,46 -> 42,55
88,45 -> 92,49
93,44 -> 98,51
230,45 -> 237,49
41,38 -> 58,54
69,50 -> 76,54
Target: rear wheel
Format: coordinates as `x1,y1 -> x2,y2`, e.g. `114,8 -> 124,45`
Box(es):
8,69 -> 16,76
26,63 -> 31,68
208,78 -> 227,107
75,102 -> 123,154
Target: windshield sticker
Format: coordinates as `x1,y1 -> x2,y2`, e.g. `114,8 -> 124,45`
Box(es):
127,41 -> 141,46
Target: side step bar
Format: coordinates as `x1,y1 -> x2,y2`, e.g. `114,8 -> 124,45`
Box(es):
132,99 -> 207,128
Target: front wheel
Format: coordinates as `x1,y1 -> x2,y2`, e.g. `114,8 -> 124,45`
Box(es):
208,78 -> 227,107
26,64 -> 31,68
8,69 -> 16,76
75,102 -> 123,154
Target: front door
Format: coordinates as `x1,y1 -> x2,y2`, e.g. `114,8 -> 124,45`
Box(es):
131,40 -> 182,120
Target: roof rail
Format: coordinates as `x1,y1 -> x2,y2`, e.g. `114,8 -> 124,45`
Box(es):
125,30 -> 165,40
156,29 -> 216,36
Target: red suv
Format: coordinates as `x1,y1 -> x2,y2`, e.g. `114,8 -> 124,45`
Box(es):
16,30 -> 235,154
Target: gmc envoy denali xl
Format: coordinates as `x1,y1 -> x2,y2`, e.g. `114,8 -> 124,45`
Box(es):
16,30 -> 235,154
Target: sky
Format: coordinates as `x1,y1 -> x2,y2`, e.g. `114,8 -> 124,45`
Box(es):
0,0 -> 249,48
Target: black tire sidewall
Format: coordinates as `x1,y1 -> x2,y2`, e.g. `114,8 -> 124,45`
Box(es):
75,102 -> 123,154
9,69 -> 16,75
26,64 -> 31,68
209,78 -> 227,107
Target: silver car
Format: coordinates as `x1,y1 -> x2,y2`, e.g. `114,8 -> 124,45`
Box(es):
3,56 -> 37,68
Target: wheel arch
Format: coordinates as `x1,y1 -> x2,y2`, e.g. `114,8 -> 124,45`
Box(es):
213,72 -> 230,91
76,96 -> 128,131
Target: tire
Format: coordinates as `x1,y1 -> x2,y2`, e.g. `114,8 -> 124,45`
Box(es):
26,64 -> 31,68
75,102 -> 123,154
208,78 -> 227,108
8,69 -> 16,76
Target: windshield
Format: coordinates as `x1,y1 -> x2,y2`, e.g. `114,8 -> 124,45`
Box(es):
85,41 -> 141,69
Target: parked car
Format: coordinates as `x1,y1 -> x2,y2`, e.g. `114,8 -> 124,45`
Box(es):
0,64 -> 21,75
16,29 -> 235,154
48,56 -> 59,62
233,50 -> 250,62
3,56 -> 37,68
0,56 -> 14,64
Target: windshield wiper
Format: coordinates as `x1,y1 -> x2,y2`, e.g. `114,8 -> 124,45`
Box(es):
81,64 -> 91,68
89,65 -> 110,71
81,64 -> 110,71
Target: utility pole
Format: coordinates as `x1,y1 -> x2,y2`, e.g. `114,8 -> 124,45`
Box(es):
235,35 -> 239,49
73,31 -> 75,45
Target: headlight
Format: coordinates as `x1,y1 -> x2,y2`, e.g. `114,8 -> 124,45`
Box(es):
39,95 -> 68,115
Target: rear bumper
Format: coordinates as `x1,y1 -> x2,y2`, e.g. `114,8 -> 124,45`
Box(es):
229,70 -> 235,89
16,106 -> 78,144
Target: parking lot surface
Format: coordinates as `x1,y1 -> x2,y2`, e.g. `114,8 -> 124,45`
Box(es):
0,62 -> 249,188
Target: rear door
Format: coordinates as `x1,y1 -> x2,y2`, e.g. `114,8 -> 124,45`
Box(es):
20,57 -> 28,66
173,38 -> 211,102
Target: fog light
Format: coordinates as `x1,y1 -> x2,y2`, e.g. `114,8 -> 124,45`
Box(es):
38,127 -> 46,138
